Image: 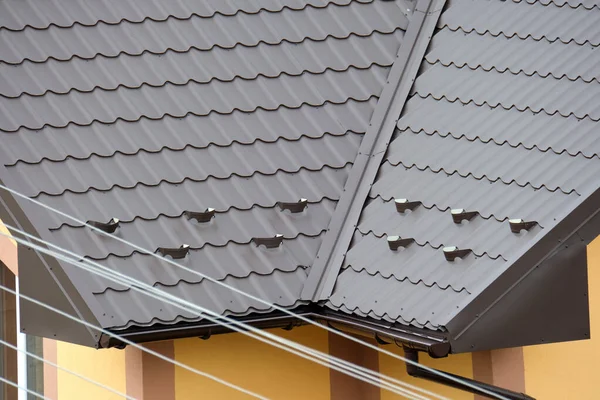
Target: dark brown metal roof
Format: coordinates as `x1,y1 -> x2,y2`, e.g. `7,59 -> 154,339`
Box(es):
1,0 -> 599,352
307,0 -> 600,351
0,0 -> 414,346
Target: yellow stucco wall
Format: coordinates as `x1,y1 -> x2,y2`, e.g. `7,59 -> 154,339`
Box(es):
379,345 -> 474,400
174,325 -> 330,400
523,237 -> 600,399
56,341 -> 127,400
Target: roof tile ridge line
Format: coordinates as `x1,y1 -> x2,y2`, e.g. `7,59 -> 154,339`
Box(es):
301,0 -> 447,302
1,28 -> 402,67
515,0 -> 600,11
92,264 -> 311,295
384,159 -> 579,196
328,302 -> 440,329
2,96 -> 379,133
1,62 -> 393,99
368,194 -> 511,224
30,162 -> 354,198
446,181 -> 600,342
0,0 -> 373,32
49,198 -> 338,230
355,228 -> 505,261
8,130 -> 366,166
399,125 -> 600,160
355,229 -> 444,249
343,264 -> 471,293
84,230 -> 328,262
1,97 -> 376,134
412,92 -> 600,122
422,57 -> 600,84
109,299 -> 310,329
440,24 -> 599,47
0,28 -> 403,67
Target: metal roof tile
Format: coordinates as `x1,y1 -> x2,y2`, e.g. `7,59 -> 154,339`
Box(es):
82,234 -> 324,294
0,31 -> 402,98
0,0 -> 378,31
343,233 -> 506,292
426,27 -> 600,82
1,99 -> 376,165
371,163 -> 578,226
398,95 -> 600,158
325,0 -> 600,333
50,200 -> 335,259
439,0 -> 600,45
357,196 -> 540,260
9,133 -> 362,197
328,268 -> 470,329
412,63 -> 600,120
387,129 -> 600,194
93,267 -> 310,329
2,0 -> 411,337
0,66 -> 389,132
38,167 -> 351,228
0,0 -> 407,64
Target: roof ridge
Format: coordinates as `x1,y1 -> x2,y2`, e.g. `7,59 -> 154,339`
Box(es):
31,163 -> 354,198
9,131 -> 365,166
0,0 -> 374,32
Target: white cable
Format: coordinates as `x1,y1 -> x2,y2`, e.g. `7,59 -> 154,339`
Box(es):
0,376 -> 48,400
0,183 -> 507,400
8,224 -> 444,400
0,280 -> 267,400
4,228 -> 430,400
0,338 -> 135,400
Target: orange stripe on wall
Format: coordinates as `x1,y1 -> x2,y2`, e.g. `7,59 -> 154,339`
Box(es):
142,341 -> 175,400
43,339 -> 58,400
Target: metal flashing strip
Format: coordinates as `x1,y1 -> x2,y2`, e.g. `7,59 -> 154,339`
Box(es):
301,0 -> 447,301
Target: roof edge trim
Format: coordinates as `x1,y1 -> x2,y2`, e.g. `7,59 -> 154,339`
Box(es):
102,308 -> 449,357
301,0 -> 447,301
447,183 -> 600,345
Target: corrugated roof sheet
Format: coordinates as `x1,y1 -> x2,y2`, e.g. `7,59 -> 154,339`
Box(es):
0,0 -> 413,331
326,0 -> 600,330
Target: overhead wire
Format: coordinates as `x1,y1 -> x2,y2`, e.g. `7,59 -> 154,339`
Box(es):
0,338 -> 135,400
2,226 -> 435,400
0,376 -> 48,400
0,183 -> 507,400
0,279 -> 268,400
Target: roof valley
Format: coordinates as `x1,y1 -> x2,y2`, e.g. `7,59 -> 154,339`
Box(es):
301,0 -> 446,301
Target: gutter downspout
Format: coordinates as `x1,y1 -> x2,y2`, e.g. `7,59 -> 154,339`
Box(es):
403,348 -> 535,400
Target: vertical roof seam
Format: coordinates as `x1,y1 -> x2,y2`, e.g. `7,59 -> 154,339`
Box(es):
301,0 -> 447,301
